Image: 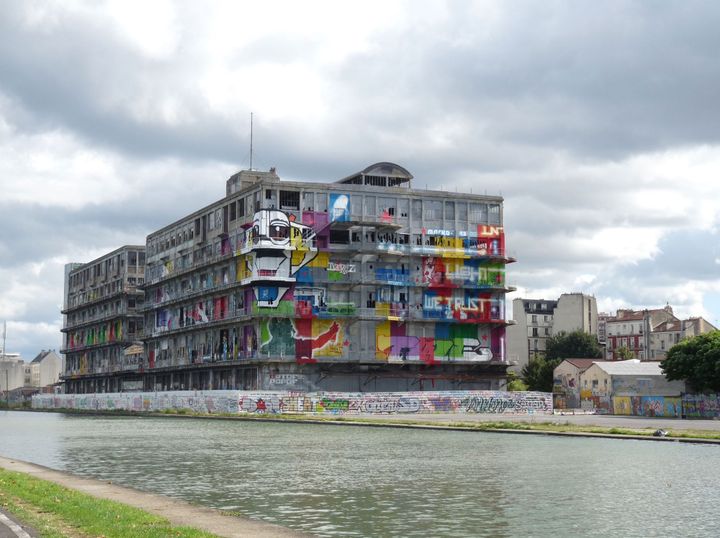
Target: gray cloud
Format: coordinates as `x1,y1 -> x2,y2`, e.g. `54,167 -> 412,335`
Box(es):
1,1 -> 720,359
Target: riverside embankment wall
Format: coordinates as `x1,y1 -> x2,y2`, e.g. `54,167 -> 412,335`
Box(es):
32,390 -> 553,415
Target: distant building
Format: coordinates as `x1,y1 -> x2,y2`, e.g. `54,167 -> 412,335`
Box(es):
605,307 -> 716,360
597,312 -> 612,344
25,350 -> 63,388
0,356 -> 25,391
507,293 -> 598,371
553,358 -> 607,409
580,359 -> 686,415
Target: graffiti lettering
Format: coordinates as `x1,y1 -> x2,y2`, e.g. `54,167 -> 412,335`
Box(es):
327,262 -> 356,275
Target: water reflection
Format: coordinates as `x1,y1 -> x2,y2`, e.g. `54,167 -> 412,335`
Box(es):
1,411 -> 719,537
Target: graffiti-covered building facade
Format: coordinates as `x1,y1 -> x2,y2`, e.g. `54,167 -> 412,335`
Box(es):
69,163 -> 515,393
62,246 -> 146,393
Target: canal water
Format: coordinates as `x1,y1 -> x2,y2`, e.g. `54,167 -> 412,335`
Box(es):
1,411 -> 718,537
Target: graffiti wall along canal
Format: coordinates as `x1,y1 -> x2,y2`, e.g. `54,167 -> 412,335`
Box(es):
32,389 -> 553,415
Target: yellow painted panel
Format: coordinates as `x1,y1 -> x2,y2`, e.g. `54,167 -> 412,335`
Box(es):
309,252 -> 329,268
613,396 -> 631,415
375,320 -> 391,360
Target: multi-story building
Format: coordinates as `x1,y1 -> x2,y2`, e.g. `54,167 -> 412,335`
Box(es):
597,312 -> 612,344
24,350 -> 63,388
507,293 -> 598,371
605,306 -> 676,360
1,356 -> 25,392
138,162 -> 515,393
61,246 -> 145,393
647,316 -> 717,361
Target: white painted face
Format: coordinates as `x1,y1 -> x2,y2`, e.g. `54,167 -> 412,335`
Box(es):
253,210 -> 291,247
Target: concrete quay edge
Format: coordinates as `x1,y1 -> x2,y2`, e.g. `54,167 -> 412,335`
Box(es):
0,456 -> 308,538
17,408 -> 720,445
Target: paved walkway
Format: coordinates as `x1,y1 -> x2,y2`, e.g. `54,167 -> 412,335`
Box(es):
0,509 -> 36,538
0,457 -> 307,538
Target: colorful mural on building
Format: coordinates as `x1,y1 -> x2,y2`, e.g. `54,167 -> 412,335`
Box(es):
219,207 -> 509,365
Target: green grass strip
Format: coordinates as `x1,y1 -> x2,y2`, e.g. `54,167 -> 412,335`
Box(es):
0,468 -> 219,538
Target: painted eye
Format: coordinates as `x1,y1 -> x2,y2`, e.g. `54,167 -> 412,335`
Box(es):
269,222 -> 289,240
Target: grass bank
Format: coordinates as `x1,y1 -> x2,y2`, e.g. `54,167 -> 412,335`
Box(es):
152,409 -> 720,441
24,407 -> 720,441
0,468 -> 219,538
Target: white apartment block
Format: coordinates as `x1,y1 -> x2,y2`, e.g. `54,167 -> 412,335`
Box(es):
507,293 -> 598,372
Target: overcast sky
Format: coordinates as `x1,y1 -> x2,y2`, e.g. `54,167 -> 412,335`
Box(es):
1,1 -> 719,360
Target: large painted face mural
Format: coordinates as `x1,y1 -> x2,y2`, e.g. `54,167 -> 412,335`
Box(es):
250,209 -> 318,307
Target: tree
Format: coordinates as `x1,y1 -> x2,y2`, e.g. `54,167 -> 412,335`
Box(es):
615,346 -> 634,360
662,331 -> 720,392
544,330 -> 603,361
506,371 -> 529,391
521,356 -> 558,392
522,330 -> 603,392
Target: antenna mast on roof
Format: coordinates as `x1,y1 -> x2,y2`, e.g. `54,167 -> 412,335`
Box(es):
249,112 -> 254,171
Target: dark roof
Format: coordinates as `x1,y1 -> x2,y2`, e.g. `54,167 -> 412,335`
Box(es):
31,350 -> 52,364
653,320 -> 680,332
564,358 -> 608,370
335,162 -> 413,186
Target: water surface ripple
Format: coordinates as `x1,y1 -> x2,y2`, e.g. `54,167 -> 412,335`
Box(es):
1,411 -> 718,537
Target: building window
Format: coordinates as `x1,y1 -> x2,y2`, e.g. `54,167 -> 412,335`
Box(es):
412,199 -> 422,220
469,203 -> 487,223
424,200 -> 442,220
444,201 -> 455,220
279,190 -> 300,210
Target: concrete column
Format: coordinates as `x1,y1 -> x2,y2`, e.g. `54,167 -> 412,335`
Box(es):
208,369 -> 214,390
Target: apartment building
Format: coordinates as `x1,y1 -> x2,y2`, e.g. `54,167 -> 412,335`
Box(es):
137,162 -> 515,393
647,316 -> 717,361
61,246 -> 145,393
25,350 -> 63,388
605,306 -> 676,360
507,293 -> 598,371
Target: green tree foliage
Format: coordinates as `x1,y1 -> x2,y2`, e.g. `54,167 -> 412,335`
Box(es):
544,330 -> 604,361
522,330 -> 603,392
615,346 -> 634,360
521,356 -> 559,392
662,331 -> 720,392
506,371 -> 529,391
